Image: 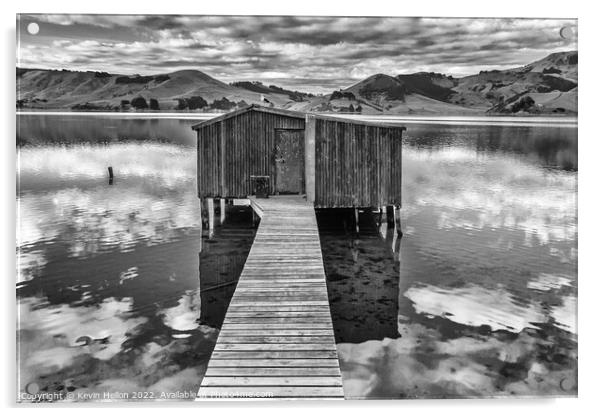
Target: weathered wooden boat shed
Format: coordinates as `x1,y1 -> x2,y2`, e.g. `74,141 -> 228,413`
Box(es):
192,104 -> 404,218
191,105 -> 405,400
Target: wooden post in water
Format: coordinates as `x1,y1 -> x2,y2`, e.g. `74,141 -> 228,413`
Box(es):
379,216 -> 387,239
252,209 -> 260,228
393,233 -> 402,261
219,199 -> 226,224
394,205 -> 403,237
108,166 -> 114,185
386,205 -> 395,228
354,207 -> 360,235
206,198 -> 215,237
378,206 -> 385,226
199,200 -> 206,252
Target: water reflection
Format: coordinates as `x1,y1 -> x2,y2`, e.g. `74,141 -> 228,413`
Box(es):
317,209 -> 401,344
405,284 -> 546,333
404,123 -> 577,171
17,114 -> 199,146
198,206 -> 256,329
18,143 -> 195,193
402,148 -> 577,247
337,322 -> 576,399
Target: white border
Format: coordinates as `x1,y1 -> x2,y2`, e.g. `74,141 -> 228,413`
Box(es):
2,1 -> 600,415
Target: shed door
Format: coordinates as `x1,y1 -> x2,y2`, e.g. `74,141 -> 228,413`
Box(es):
274,129 -> 304,194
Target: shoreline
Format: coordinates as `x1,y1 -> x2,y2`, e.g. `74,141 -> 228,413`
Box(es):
16,110 -> 578,128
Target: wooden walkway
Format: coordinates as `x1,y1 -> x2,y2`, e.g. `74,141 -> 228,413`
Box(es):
196,196 -> 344,400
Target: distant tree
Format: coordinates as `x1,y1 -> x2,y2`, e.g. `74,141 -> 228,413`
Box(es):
71,102 -> 104,110
16,100 -> 25,109
131,96 -> 148,109
348,104 -> 354,112
187,96 -> 208,110
149,98 -> 160,110
174,96 -> 208,110
330,90 -> 356,101
211,97 -> 236,110
153,74 -> 170,83
510,95 -> 535,113
120,99 -> 130,109
356,104 -> 362,113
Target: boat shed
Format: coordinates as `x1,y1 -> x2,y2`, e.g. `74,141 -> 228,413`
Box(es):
191,104 -> 405,209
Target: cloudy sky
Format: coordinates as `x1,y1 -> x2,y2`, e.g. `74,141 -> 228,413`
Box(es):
17,15 -> 577,93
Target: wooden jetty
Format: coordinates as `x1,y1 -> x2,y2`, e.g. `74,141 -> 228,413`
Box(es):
196,196 -> 344,400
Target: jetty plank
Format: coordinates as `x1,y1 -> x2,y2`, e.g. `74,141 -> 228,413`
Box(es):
197,386 -> 344,399
197,196 -> 344,400
201,376 -> 343,387
207,358 -> 340,367
204,367 -> 341,377
218,329 -> 334,336
217,336 -> 334,343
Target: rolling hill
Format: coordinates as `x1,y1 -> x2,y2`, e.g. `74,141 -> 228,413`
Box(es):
300,51 -> 577,115
16,68 -> 298,111
16,51 -> 577,115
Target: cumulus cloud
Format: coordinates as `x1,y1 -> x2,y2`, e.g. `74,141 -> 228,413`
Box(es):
17,15 -> 577,93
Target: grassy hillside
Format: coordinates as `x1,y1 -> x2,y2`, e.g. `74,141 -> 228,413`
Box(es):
16,68 -> 295,111
298,52 -> 577,115
16,51 -> 577,115
230,81 -> 314,103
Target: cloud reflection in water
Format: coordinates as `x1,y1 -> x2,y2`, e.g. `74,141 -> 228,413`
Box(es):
17,143 -> 199,283
402,147 -> 576,245
338,322 -> 577,399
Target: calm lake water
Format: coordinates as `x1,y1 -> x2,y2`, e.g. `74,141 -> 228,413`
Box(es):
16,113 -> 577,401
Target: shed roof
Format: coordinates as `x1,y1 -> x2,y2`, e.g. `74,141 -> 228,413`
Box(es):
309,113 -> 407,130
191,104 -> 305,130
191,104 -> 407,131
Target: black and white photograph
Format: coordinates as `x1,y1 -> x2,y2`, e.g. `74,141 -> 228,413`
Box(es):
11,3 -> 585,405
